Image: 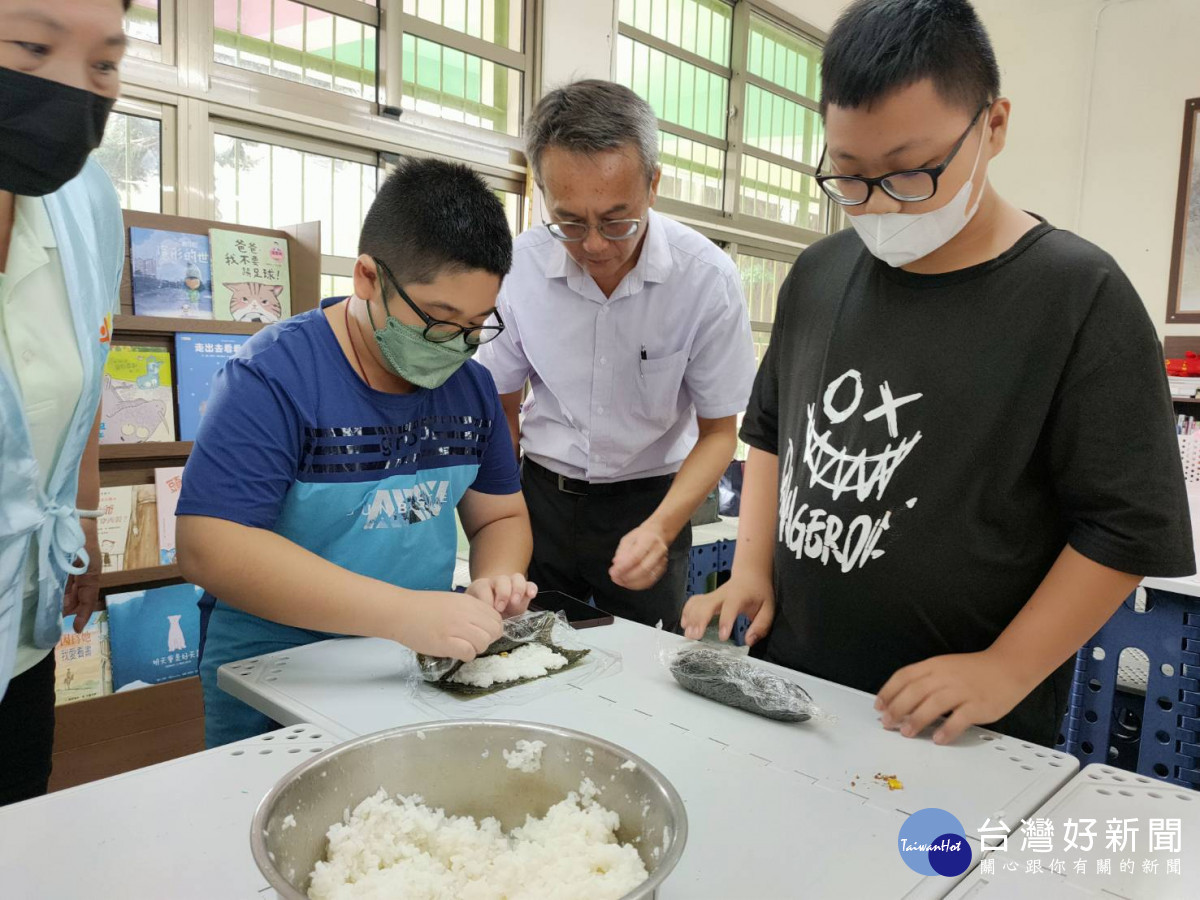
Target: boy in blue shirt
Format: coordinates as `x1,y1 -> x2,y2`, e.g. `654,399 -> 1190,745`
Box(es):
177,159 -> 536,746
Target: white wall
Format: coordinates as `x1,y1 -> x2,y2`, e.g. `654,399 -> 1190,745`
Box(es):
539,0 -> 618,92
975,0 -> 1200,337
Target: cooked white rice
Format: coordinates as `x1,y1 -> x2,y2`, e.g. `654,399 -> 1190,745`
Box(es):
307,782 -> 648,900
448,644 -> 569,688
502,740 -> 546,773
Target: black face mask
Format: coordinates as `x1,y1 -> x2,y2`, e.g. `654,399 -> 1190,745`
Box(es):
0,67 -> 115,197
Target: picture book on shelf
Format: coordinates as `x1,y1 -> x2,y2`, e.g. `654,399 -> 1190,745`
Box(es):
54,611 -> 112,705
125,484 -> 161,570
100,345 -> 176,444
209,228 -> 291,324
175,333 -> 250,440
107,583 -> 203,692
155,467 -> 184,565
129,227 -> 214,318
97,485 -> 134,573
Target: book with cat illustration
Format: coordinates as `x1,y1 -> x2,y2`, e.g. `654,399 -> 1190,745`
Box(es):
175,332 -> 250,441
209,228 -> 292,324
129,227 -> 214,318
54,611 -> 112,705
155,466 -> 184,565
107,583 -> 203,692
99,345 -> 176,444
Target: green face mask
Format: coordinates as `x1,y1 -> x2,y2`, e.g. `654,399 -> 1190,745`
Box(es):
365,288 -> 476,390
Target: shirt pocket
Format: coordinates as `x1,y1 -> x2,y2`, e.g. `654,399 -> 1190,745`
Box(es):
635,348 -> 689,425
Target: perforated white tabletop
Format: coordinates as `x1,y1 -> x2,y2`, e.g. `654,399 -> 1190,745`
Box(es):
0,725 -> 337,899
215,618 -> 1080,898
945,764 -> 1198,899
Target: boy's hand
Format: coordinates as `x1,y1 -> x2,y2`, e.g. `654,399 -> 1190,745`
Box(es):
396,591 -> 504,661
680,574 -> 775,646
874,650 -> 1032,745
610,520 -> 671,590
466,574 -> 537,617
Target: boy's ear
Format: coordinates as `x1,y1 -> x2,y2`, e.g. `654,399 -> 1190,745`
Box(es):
984,98 -> 1012,160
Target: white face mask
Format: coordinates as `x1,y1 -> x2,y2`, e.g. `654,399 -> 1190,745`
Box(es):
847,121 -> 988,268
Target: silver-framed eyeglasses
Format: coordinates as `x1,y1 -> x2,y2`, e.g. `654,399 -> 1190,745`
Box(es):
543,217 -> 644,242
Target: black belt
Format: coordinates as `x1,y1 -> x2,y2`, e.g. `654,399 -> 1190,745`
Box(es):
524,458 -> 675,497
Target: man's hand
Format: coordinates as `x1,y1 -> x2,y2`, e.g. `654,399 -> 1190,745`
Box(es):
875,650 -> 1033,745
63,519 -> 102,633
680,573 -> 775,646
609,520 -> 671,590
394,590 -> 505,661
466,573 -> 537,618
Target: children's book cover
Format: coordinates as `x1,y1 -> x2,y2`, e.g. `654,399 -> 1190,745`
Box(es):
130,227 -> 214,318
99,345 -> 176,444
97,485 -> 135,573
124,484 -> 161,570
175,333 -> 248,441
107,584 -> 202,691
54,612 -> 112,705
155,466 -> 184,565
209,229 -> 292,324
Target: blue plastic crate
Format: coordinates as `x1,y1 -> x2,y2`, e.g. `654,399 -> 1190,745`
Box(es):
1058,588 -> 1200,788
687,541 -> 722,596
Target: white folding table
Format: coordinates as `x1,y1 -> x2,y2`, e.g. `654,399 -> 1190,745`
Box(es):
945,764 -> 1198,899
0,724 -> 337,899
215,618 -> 1081,898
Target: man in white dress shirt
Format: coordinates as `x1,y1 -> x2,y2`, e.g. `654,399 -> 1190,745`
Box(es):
476,80 -> 756,630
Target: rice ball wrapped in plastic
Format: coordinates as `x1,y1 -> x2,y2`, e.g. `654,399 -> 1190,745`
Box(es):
666,644 -> 817,722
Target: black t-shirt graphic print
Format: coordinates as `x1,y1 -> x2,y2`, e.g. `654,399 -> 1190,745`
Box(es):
740,222 -> 1195,746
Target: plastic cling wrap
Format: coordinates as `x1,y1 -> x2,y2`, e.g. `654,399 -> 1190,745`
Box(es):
664,643 -> 822,722
418,610 -> 591,696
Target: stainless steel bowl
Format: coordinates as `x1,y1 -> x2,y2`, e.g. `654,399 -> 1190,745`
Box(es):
251,720 -> 688,899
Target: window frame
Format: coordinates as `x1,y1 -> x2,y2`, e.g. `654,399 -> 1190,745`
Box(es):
382,1 -> 537,139
617,0 -> 833,259
210,119 -> 383,276
104,93 -> 180,215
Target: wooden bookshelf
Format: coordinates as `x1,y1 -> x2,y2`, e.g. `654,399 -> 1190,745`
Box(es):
100,441 -> 194,462
99,564 -> 184,593
49,210 -> 323,792
113,315 -> 263,338
50,677 -> 204,792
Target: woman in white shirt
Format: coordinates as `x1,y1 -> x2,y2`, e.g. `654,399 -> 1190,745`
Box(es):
0,0 -> 129,805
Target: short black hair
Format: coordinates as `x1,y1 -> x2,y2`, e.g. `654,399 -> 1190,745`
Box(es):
821,0 -> 999,115
123,0 -> 132,10
359,157 -> 512,284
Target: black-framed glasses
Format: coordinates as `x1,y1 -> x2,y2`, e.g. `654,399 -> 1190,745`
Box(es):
373,258 -> 505,346
543,217 -> 644,242
815,102 -> 990,207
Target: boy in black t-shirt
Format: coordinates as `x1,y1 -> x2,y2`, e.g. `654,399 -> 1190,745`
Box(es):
682,0 -> 1194,747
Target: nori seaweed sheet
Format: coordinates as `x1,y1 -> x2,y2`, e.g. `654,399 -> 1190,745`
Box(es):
669,644 -> 814,722
418,614 -> 591,696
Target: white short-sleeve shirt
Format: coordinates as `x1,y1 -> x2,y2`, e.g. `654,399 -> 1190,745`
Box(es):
476,209 -> 756,483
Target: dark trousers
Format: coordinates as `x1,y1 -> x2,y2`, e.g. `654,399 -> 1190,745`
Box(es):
0,652 -> 56,806
522,463 -> 692,631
